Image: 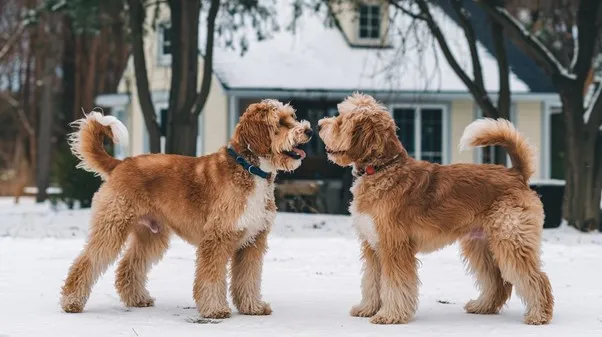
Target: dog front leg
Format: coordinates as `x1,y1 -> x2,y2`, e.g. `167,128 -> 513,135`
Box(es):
351,240 -> 381,317
193,233 -> 237,319
370,228 -> 418,324
230,229 -> 272,315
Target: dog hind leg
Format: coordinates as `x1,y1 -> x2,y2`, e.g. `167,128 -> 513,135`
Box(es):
115,223 -> 171,307
486,206 -> 554,325
461,235 -> 512,315
61,195 -> 132,313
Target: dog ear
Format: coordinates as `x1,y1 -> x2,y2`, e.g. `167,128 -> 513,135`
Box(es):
346,113 -> 380,163
237,102 -> 277,155
347,112 -> 399,164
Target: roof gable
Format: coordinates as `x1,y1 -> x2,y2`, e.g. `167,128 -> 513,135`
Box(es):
206,0 -> 531,93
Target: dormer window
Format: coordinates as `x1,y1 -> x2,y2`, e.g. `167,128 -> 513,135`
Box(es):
358,4 -> 381,40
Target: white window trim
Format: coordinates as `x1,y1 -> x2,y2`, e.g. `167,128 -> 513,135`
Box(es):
112,107 -> 129,159
357,4 -> 381,42
474,104 -> 516,166
155,102 -> 168,153
542,102 -> 562,179
157,22 -> 172,66
389,103 -> 450,164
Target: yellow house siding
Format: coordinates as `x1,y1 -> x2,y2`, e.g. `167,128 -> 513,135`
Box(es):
202,79 -> 228,154
116,2 -> 228,156
450,100 -> 474,163
515,101 -> 543,179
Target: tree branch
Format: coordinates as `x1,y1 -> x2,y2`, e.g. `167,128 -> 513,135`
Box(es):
388,1 -> 427,21
414,0 -> 497,117
570,0 -> 602,86
477,0 -> 572,82
491,17 -> 510,120
0,92 -> 35,138
191,0 -> 220,117
127,0 -> 161,152
0,24 -> 25,63
451,0 -> 485,95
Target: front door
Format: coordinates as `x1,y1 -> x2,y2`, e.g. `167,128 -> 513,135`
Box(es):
550,108 -> 565,180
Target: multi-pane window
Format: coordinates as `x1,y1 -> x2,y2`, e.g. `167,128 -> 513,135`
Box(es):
159,23 -> 172,57
359,4 -> 381,39
159,108 -> 168,137
113,108 -> 128,159
475,108 -> 515,165
158,107 -> 168,153
392,106 -> 445,164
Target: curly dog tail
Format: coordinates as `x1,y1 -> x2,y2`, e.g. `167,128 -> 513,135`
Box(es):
459,118 -> 535,181
68,111 -> 129,180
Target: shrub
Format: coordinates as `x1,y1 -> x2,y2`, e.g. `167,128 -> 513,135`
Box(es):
51,142 -> 103,209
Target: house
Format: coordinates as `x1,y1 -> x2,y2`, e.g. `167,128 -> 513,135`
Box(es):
96,0 -> 562,213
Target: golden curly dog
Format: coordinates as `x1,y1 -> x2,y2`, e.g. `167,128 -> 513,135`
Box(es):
61,99 -> 312,319
318,93 -> 553,325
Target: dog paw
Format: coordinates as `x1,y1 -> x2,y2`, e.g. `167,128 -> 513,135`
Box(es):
62,302 -> 84,313
369,310 -> 410,325
464,299 -> 499,315
199,306 -> 232,319
61,294 -> 86,313
524,311 -> 552,325
238,301 -> 272,316
128,297 -> 155,308
350,304 -> 379,317
122,292 -> 155,308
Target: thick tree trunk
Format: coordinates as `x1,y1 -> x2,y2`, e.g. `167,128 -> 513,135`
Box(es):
593,132 -> 602,231
169,116 -> 199,156
128,0 -> 161,153
166,0 -> 201,155
561,88 -> 600,231
36,54 -> 57,203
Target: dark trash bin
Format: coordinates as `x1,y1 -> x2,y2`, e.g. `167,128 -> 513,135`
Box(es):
529,180 -> 565,229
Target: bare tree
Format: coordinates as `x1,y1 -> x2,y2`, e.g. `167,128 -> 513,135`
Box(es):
165,0 -> 220,155
477,0 -> 602,231
127,0 -> 162,153
388,0 -> 511,165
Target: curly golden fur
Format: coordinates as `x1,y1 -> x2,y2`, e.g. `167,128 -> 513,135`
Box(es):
60,100 -> 312,319
318,93 -> 553,325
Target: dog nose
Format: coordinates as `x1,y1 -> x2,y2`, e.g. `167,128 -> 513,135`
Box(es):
305,129 -> 313,137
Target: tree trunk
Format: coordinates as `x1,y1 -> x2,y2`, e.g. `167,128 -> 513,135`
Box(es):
560,87 -> 600,231
166,0 -> 201,155
169,115 -> 199,156
491,15 -> 509,167
36,54 -> 58,203
593,131 -> 602,231
128,0 -> 161,153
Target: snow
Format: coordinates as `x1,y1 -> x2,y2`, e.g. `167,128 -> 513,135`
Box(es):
2,197 -> 602,336
209,0 -> 531,93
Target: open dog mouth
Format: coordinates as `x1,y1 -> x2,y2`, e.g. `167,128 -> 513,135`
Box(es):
283,144 -> 307,160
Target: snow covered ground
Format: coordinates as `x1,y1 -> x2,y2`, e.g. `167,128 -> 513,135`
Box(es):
1,197 -> 602,336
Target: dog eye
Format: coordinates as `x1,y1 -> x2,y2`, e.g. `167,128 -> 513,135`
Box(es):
279,119 -> 291,128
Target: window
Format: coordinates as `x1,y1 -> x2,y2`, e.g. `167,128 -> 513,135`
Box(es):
358,4 -> 381,39
158,22 -> 172,64
475,107 -> 515,165
113,108 -> 128,159
159,108 -> 168,137
392,106 -> 446,164
158,106 -> 168,153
